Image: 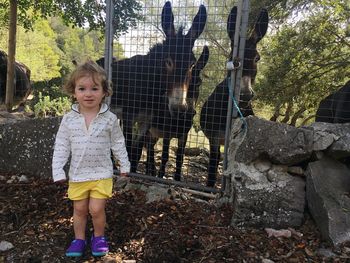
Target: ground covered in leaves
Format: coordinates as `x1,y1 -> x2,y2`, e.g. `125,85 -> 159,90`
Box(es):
1,173 -> 350,263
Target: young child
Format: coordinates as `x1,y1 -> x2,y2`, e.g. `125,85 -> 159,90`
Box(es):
52,60 -> 130,257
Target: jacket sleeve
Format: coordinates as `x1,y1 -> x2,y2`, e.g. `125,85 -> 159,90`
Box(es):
52,116 -> 71,182
110,117 -> 130,174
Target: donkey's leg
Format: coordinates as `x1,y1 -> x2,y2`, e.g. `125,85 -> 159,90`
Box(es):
145,132 -> 157,176
158,137 -> 170,179
130,134 -> 145,173
130,121 -> 150,173
207,137 -> 220,187
174,134 -> 187,181
122,116 -> 133,156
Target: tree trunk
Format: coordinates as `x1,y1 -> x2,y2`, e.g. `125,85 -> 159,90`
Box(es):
281,102 -> 292,123
5,0 -> 17,112
290,106 -> 306,127
270,103 -> 281,122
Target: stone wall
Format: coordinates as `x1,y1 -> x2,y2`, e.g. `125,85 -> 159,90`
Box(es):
0,117 -> 61,177
226,116 -> 350,246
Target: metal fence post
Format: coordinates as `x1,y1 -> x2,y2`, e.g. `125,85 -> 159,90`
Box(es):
104,0 -> 114,106
222,0 -> 250,192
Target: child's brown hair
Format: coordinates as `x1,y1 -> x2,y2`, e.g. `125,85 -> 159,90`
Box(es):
64,60 -> 113,99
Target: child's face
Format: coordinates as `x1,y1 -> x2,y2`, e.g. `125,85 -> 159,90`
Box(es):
74,75 -> 105,112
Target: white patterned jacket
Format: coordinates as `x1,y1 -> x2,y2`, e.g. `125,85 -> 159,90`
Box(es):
52,103 -> 130,182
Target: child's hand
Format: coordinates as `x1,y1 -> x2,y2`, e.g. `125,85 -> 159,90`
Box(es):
120,172 -> 128,177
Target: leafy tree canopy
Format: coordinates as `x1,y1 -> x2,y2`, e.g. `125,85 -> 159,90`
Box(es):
0,15 -> 125,82
255,0 -> 350,125
0,0 -> 143,38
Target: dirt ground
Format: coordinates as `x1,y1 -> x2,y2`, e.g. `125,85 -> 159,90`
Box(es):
1,173 -> 350,263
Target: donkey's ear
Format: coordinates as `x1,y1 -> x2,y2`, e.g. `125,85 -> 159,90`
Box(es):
195,45 -> 210,71
251,8 -> 269,43
227,6 -> 238,42
186,4 -> 207,43
161,1 -> 175,37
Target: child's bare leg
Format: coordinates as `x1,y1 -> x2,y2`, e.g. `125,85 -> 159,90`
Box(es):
89,198 -> 107,237
73,199 -> 89,240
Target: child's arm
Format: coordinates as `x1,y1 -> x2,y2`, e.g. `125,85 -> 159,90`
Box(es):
111,118 -> 130,175
52,116 -> 71,182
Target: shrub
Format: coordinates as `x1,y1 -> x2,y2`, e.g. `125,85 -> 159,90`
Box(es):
27,86 -> 71,117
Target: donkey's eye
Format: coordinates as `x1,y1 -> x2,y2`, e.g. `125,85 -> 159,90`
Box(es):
164,57 -> 174,72
255,55 -> 260,62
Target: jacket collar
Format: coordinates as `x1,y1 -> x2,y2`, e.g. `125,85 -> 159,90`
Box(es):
71,103 -> 109,115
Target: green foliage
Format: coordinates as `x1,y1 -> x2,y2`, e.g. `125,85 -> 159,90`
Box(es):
29,87 -> 71,118
0,18 -> 62,81
0,0 -> 143,38
0,15 -> 125,83
256,1 -> 350,125
0,1 -> 8,29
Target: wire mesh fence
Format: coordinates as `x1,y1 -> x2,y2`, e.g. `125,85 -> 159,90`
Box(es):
105,0 -> 265,190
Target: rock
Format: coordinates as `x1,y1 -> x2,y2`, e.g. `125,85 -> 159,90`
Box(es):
115,176 -> 130,189
265,228 -> 292,238
306,156 -> 350,246
262,258 -> 275,263
316,248 -> 337,258
145,185 -> 172,203
230,116 -> 314,165
253,159 -> 272,173
308,122 -> 350,159
0,117 -> 61,177
0,111 -> 31,124
228,162 -> 305,228
0,241 -> 14,252
19,174 -> 29,183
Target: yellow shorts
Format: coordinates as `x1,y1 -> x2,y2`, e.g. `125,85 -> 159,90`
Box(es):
68,178 -> 113,200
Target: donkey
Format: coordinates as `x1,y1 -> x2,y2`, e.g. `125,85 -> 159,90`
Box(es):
135,45 -> 209,180
200,6 -> 268,187
0,50 -> 32,106
108,1 -> 207,170
315,80 -> 350,123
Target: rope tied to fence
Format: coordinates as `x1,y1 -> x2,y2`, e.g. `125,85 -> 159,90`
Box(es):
226,58 -> 248,131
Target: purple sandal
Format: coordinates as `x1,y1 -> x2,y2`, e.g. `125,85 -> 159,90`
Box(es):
91,236 -> 109,256
65,239 -> 86,257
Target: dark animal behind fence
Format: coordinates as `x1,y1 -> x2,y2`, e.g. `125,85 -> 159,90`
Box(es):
200,6 -> 269,187
107,1 -> 207,169
0,50 -> 31,106
134,45 -> 209,181
315,80 -> 350,123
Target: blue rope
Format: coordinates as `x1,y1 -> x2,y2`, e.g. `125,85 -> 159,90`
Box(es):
227,77 -> 247,129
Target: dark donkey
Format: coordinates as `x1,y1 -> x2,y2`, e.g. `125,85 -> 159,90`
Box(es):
108,1 -> 207,170
200,6 -> 268,187
136,45 -> 209,180
315,80 -> 350,123
0,50 -> 32,105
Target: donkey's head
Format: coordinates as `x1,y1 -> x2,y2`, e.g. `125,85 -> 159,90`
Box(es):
227,7 -> 268,105
152,1 -> 207,115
